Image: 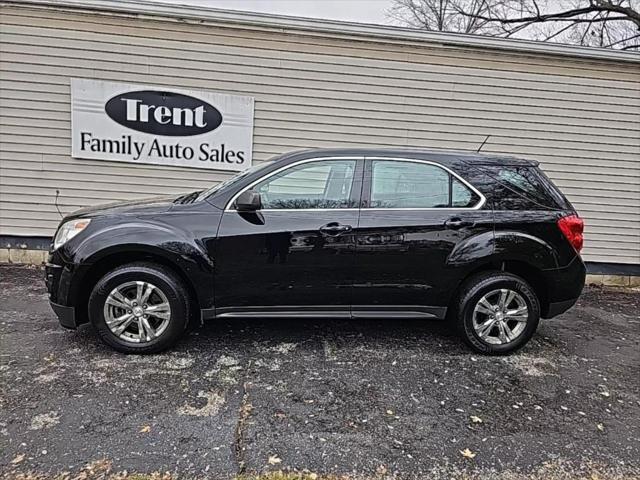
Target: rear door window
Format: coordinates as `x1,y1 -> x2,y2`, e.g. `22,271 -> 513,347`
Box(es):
452,177 -> 480,208
369,160 -> 481,209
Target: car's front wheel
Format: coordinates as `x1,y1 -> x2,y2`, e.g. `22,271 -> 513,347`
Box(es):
88,262 -> 190,354
455,271 -> 540,355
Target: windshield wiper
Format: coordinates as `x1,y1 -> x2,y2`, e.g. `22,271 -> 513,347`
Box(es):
173,190 -> 203,204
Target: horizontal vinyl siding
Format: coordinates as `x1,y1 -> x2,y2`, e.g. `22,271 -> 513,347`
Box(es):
0,6 -> 639,264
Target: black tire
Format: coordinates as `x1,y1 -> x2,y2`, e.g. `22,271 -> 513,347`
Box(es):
453,271 -> 540,355
88,262 -> 190,354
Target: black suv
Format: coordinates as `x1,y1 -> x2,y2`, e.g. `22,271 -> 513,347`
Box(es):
46,148 -> 585,354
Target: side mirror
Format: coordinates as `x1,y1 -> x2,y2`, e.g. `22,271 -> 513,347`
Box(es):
235,189 -> 261,212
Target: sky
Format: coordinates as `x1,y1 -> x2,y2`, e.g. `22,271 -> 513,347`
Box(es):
152,0 -> 395,25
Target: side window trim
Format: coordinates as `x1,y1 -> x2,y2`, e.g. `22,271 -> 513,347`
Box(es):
362,157 -> 486,210
224,156 -> 365,212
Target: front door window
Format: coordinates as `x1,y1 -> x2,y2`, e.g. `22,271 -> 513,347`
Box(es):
254,160 -> 357,209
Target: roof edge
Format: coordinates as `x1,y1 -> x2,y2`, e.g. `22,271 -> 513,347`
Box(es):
5,0 -> 640,64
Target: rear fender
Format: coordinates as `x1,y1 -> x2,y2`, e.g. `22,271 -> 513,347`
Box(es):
445,231 -> 559,315
448,230 -> 558,270
493,231 -> 559,270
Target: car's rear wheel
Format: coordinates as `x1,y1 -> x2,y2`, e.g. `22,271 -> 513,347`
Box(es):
88,262 -> 190,354
454,271 -> 540,355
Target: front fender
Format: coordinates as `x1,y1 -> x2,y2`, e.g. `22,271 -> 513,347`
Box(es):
77,222 -> 211,268
61,218 -> 215,311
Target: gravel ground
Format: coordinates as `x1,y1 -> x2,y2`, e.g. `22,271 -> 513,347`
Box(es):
0,265 -> 639,480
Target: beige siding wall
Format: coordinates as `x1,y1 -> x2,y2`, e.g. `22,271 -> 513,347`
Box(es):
0,4 -> 639,264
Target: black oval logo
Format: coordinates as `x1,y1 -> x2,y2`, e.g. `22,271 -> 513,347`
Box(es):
105,90 -> 222,136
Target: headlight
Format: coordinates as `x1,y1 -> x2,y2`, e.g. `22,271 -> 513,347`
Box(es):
53,218 -> 91,250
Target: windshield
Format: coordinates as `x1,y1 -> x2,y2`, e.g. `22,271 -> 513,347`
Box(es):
197,162 -> 272,201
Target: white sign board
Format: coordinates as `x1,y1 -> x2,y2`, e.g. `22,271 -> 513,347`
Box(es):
71,79 -> 254,172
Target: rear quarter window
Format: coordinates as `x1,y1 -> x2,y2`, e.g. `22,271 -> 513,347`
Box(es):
482,165 -> 571,211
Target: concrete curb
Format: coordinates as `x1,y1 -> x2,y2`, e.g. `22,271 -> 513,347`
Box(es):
1,248 -> 48,265
586,274 -> 640,288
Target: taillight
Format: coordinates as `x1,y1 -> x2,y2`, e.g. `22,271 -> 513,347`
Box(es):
557,214 -> 584,253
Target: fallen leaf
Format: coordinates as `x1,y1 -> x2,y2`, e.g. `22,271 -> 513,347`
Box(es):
268,454 -> 282,465
11,454 -> 25,464
139,425 -> 151,433
460,448 -> 476,459
470,415 -> 483,423
376,465 -> 388,475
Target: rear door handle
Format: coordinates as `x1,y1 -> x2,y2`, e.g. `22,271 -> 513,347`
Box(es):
319,222 -> 352,236
444,217 -> 475,229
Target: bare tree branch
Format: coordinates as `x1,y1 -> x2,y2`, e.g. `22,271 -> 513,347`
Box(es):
605,32 -> 640,45
388,0 -> 640,49
593,0 -> 640,27
460,5 -> 634,27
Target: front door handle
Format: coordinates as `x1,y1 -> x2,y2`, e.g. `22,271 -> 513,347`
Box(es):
444,217 -> 475,229
319,222 -> 352,236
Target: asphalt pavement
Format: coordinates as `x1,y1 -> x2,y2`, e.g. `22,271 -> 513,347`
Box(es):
1,265 -> 639,479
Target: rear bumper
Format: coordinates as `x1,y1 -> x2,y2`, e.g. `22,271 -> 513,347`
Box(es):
545,297 -> 579,318
542,255 -> 586,318
49,300 -> 77,329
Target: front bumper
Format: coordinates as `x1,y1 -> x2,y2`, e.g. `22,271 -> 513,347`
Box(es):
49,300 -> 77,329
45,256 -> 86,328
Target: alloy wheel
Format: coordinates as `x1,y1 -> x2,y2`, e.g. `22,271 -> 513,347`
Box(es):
103,281 -> 171,343
472,288 -> 529,345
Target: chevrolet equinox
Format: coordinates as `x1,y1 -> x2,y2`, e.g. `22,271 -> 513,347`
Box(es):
46,148 -> 586,354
